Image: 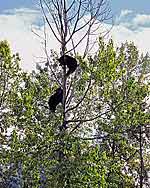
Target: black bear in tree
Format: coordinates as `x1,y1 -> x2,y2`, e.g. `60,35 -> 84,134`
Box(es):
48,87 -> 63,112
58,55 -> 78,76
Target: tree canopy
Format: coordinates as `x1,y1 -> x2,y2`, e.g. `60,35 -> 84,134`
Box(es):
0,38 -> 150,187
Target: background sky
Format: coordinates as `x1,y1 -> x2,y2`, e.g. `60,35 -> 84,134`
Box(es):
1,0 -> 149,14
0,0 -> 150,71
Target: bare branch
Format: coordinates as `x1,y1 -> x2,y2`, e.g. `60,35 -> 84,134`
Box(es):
69,122 -> 81,134
40,0 -> 62,43
40,0 -> 111,55
67,109 -> 110,123
66,0 -> 76,13
66,100 -> 125,123
43,21 -> 62,86
66,75 -> 91,113
44,0 -> 62,36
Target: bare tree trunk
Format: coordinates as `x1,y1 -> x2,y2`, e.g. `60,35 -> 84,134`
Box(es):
39,2 -> 112,185
40,0 -> 112,124
61,0 -> 67,126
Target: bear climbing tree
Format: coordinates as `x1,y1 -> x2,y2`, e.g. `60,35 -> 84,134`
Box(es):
48,55 -> 78,112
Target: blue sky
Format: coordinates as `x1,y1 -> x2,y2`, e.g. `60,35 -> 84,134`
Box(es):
111,0 -> 150,14
0,0 -> 150,71
1,0 -> 149,15
0,0 -> 34,12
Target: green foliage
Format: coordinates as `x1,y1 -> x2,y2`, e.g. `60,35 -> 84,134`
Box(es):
0,39 -> 149,187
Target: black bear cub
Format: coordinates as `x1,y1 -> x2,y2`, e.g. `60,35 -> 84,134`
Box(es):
58,55 -> 77,76
48,87 -> 63,112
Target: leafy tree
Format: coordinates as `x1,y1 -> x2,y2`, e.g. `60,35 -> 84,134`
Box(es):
0,40 -> 23,187
0,39 -> 149,187
1,1 -> 149,188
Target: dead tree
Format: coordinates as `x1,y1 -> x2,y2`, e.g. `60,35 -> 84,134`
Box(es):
39,0 -> 112,126
37,1 -> 112,186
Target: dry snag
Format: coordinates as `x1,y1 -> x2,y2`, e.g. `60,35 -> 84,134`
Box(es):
39,0 -> 111,126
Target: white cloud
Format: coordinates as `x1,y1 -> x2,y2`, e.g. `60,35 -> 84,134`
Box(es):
119,9 -> 133,19
111,10 -> 150,54
0,8 -> 44,71
116,9 -> 150,30
0,8 -> 150,72
111,25 -> 150,54
133,14 -> 150,27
